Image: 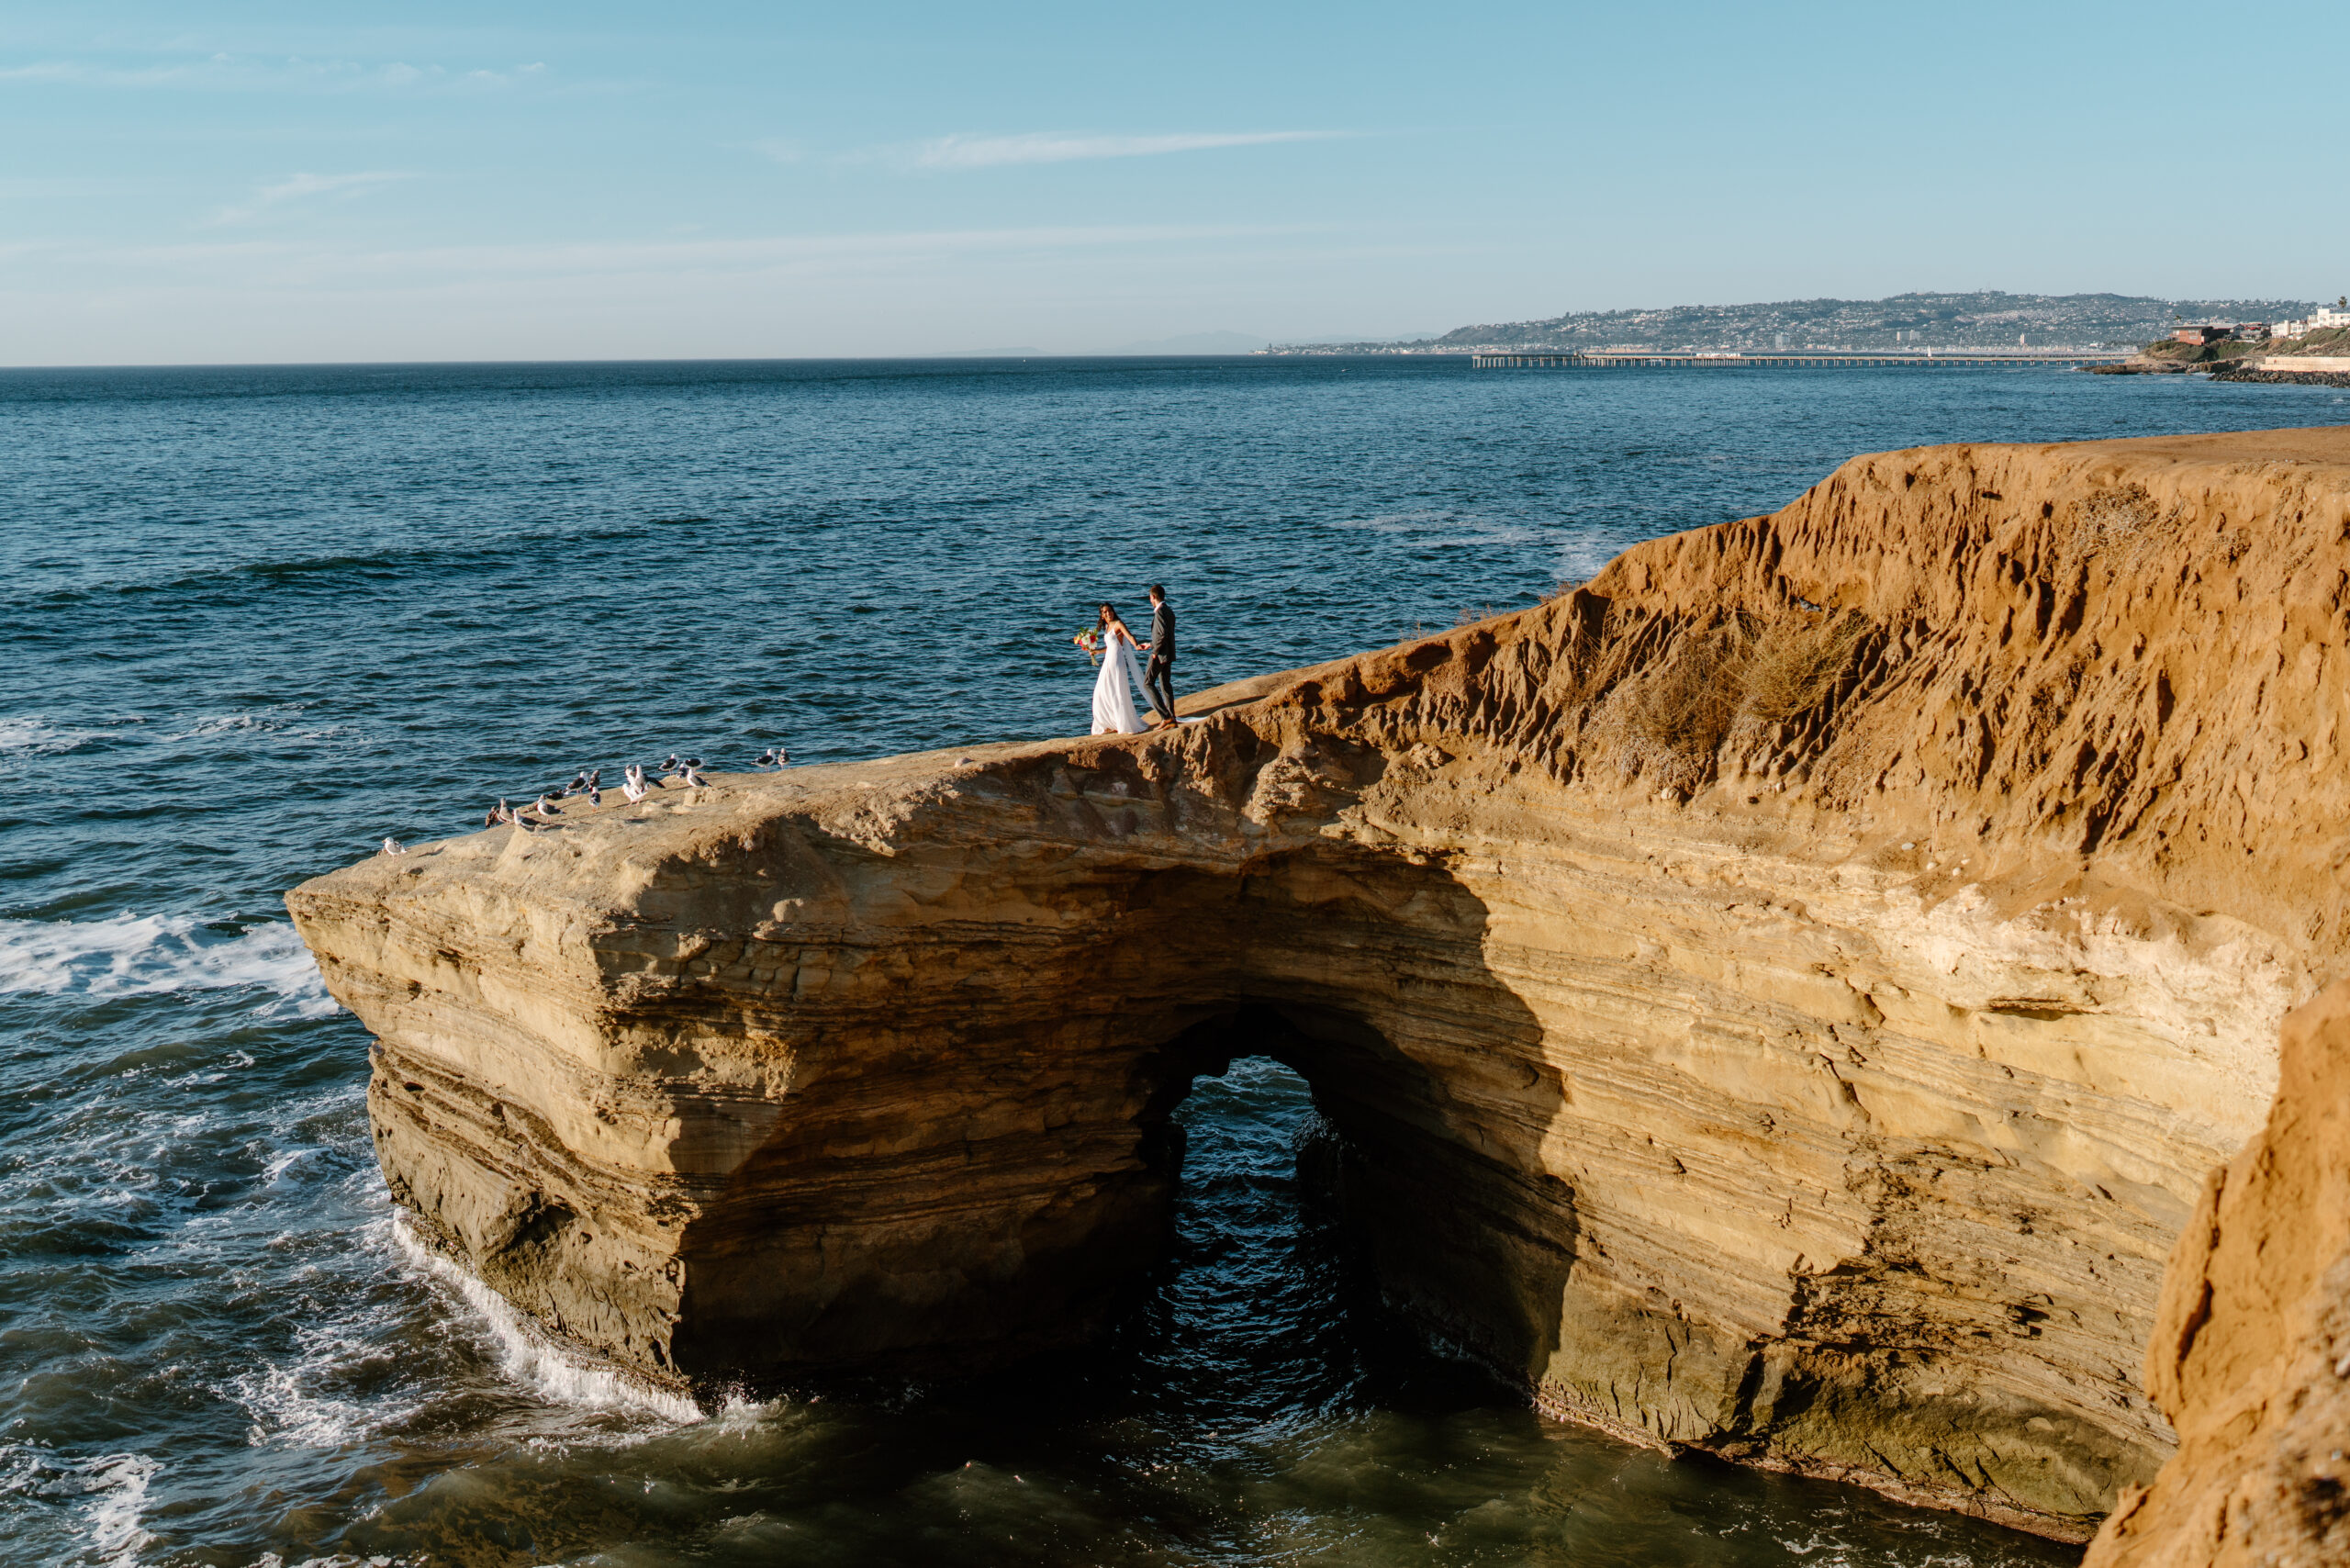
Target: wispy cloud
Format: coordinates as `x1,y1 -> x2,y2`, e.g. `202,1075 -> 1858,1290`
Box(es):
0,53 -> 548,94
207,171 -> 410,228
899,130 -> 1345,172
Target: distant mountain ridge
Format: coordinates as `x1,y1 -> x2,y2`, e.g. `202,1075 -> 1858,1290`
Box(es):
1271,292 -> 2320,353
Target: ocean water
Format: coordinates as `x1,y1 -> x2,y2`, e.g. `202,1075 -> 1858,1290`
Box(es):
3,355 -> 2339,1567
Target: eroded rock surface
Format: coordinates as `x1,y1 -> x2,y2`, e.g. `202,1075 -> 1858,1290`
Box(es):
289,425 -> 2350,1541
2083,980 -> 2350,1568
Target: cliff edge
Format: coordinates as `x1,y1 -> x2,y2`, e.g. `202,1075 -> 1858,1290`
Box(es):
290,425 -> 2350,1544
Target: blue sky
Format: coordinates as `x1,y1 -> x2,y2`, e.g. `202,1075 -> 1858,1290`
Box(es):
5,2 -> 2345,363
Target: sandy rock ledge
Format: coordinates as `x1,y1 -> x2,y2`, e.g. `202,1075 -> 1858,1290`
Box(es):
291,426 -> 2350,1546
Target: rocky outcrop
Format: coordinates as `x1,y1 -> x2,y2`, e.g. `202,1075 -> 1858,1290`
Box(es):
2083,980 -> 2350,1567
289,425 -> 2350,1543
2211,364 -> 2350,389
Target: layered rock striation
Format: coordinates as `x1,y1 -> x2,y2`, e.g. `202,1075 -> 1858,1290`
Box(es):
290,426 -> 2350,1542
2084,978 -> 2350,1567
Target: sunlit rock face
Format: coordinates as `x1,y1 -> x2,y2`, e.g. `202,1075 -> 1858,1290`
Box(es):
2084,980 -> 2350,1568
290,426 -> 2350,1542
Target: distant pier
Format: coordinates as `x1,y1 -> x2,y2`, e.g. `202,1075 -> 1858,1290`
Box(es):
1472,349 -> 2132,369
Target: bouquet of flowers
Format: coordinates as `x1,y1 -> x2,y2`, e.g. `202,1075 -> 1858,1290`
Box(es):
1072,628 -> 1102,666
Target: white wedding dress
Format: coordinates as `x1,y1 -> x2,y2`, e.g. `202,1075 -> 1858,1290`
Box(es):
1090,626 -> 1154,734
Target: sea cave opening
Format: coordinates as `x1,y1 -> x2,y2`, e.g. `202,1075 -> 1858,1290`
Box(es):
962,1001 -> 1523,1442
1104,1002 -> 1573,1415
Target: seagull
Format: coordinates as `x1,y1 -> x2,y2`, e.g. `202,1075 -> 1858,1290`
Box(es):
484,800 -> 505,827
565,771 -> 588,796
381,836 -> 405,857
622,767 -> 649,804
585,784 -> 601,806
531,791 -> 563,819
659,753 -> 680,773
681,765 -> 706,787
754,745 -> 789,770
681,756 -> 702,770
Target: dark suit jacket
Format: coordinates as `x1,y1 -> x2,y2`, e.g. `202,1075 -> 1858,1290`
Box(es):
1148,600 -> 1176,664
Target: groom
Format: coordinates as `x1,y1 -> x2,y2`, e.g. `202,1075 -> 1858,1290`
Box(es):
1142,584 -> 1179,725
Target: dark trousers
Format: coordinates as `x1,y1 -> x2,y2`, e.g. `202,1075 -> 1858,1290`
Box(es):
1145,654 -> 1177,722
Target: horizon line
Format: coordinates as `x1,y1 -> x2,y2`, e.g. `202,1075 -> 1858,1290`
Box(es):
0,351 -> 1381,372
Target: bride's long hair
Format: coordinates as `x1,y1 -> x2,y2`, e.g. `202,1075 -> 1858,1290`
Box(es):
1097,602 -> 1129,640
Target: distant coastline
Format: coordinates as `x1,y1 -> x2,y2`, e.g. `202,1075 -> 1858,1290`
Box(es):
2090,322 -> 2350,386
1261,289 -> 2318,357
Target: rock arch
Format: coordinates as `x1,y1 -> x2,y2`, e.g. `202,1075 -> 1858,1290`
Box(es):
632,839 -> 1569,1393
296,429 -> 2350,1540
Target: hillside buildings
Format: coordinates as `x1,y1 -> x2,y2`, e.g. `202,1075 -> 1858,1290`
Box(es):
2273,302 -> 2350,339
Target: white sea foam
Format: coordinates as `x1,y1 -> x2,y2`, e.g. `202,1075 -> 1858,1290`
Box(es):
263,1147 -> 318,1182
710,1390 -> 789,1423
1556,536 -> 1628,583
0,913 -> 337,1018
230,1328 -> 418,1451
0,718 -> 106,760
80,1453 -> 158,1568
390,1215 -> 703,1425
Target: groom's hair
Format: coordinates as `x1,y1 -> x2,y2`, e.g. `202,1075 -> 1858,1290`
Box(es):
1148,584 -> 1166,600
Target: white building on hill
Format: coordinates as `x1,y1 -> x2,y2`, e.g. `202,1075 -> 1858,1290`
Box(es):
2274,303 -> 2350,339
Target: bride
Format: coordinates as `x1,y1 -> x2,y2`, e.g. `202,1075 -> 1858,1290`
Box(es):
1088,602 -> 1157,734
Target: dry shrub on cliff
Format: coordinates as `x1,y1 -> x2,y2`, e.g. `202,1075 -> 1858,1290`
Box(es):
1589,622 -> 1751,793
1591,611 -> 1871,793
1742,612 -> 1869,724
1644,625 -> 1748,749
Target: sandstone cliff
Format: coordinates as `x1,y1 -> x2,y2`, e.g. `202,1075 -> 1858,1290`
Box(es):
289,425 -> 2350,1543
2083,979 -> 2350,1567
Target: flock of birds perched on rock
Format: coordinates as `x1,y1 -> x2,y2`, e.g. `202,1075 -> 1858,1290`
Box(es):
379,744 -> 788,857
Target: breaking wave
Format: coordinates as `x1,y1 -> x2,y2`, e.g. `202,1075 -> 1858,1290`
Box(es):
0,913 -> 337,1018
391,1216 -> 703,1425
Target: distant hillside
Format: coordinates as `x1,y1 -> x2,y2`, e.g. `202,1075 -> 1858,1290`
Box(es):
1272,292 -> 2318,353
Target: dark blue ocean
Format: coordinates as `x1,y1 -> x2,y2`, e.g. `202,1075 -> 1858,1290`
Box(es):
4,355 -> 2338,1567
